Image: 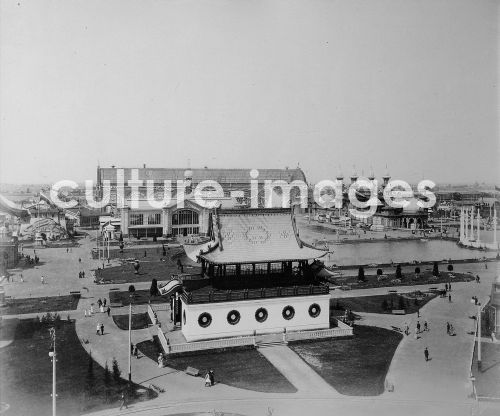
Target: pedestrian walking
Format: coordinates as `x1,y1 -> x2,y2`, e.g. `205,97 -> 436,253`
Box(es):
66,248 -> 69,253
40,275 -> 45,285
448,294 -> 452,302
424,347 -> 429,361
449,283 -> 452,291
82,271 -> 85,278
100,323 -> 104,335
424,321 -> 428,331
100,304 -> 104,313
78,257 -> 81,263
416,321 -> 421,333
133,345 -> 138,358
446,322 -> 450,334
209,369 -> 215,386
414,327 -> 419,340
97,298 -> 102,308
90,304 -> 94,314
119,392 -> 128,410
96,323 -> 100,335
20,273 -> 24,282
417,309 -> 420,318
205,372 -> 211,387
103,298 -> 107,307
107,306 -> 111,317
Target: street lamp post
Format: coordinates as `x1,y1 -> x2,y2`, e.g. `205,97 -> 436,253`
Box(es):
48,327 -> 56,416
477,302 -> 482,369
128,301 -> 132,382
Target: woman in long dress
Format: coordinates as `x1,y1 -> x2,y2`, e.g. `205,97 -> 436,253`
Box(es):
205,372 -> 211,387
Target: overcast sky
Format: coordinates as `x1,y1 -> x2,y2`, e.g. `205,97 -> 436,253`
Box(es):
0,0 -> 498,185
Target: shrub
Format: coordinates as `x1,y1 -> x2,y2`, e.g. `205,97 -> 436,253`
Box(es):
128,285 -> 136,294
395,265 -> 402,279
377,268 -> 383,276
433,262 -> 439,277
414,267 -> 420,275
112,357 -> 121,383
150,279 -> 159,297
358,266 -> 365,282
447,264 -> 453,272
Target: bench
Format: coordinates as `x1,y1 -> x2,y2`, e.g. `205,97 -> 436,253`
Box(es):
185,367 -> 200,377
391,309 -> 406,315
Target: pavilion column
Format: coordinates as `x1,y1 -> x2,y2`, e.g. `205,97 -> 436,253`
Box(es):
469,209 -> 473,240
464,211 -> 468,241
460,208 -> 464,242
494,208 -> 497,246
477,211 -> 481,244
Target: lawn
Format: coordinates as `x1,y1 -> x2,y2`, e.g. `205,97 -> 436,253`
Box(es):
98,246 -> 201,284
472,341 -> 500,399
0,318 -> 155,416
136,337 -> 296,394
330,291 -> 437,315
113,313 -> 151,330
0,295 -> 80,315
289,325 -> 403,395
109,289 -> 167,306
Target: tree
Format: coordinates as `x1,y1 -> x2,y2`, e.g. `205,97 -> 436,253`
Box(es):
358,266 -> 365,282
112,357 -> 121,383
150,279 -> 159,297
85,352 -> 95,396
433,262 -> 440,277
396,265 -> 402,279
414,267 -> 420,275
447,264 -> 453,272
377,268 -> 383,276
104,360 -> 111,401
128,285 -> 136,294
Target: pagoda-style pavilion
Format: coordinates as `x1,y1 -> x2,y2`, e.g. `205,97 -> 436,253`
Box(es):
179,208 -> 330,342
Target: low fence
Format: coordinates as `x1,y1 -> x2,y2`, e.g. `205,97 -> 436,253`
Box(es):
286,326 -> 353,342
168,335 -> 255,354
157,326 -> 170,354
147,304 -> 158,326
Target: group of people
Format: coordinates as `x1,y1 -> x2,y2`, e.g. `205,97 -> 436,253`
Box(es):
78,270 -> 86,278
84,298 -> 110,317
446,321 -> 456,336
95,322 -> 105,335
204,369 -> 215,387
404,319 -> 429,338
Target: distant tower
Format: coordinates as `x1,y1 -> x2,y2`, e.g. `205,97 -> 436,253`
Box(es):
184,159 -> 193,195
368,166 -> 375,182
382,165 -> 391,187
350,166 -> 358,185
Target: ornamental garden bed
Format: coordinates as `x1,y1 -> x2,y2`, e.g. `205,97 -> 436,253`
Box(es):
330,291 -> 437,315
0,295 -> 80,315
112,312 -> 151,330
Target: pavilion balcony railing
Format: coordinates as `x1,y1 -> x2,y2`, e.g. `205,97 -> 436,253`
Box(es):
180,284 -> 329,304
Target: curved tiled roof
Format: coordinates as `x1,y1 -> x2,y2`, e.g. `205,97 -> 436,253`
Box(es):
200,208 -> 326,264
98,167 -> 307,184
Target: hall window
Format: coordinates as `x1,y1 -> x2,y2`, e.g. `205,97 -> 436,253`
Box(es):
147,212 -> 161,225
172,209 -> 199,225
130,214 -> 143,225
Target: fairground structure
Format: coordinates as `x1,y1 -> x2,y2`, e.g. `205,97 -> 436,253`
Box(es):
459,206 -> 498,250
